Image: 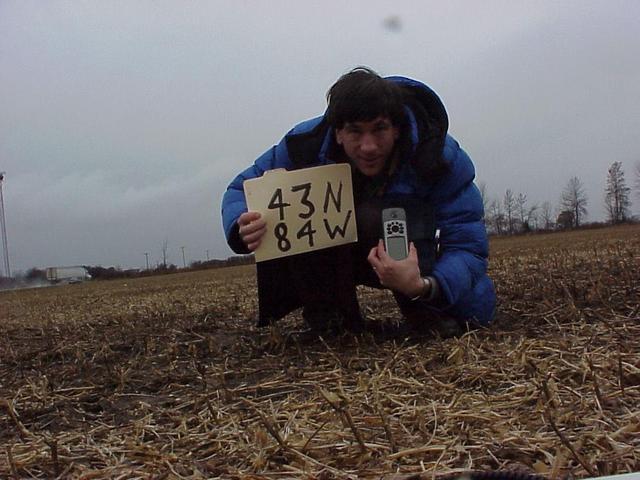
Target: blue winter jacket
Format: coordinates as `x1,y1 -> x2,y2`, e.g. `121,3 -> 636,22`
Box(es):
222,76 -> 495,325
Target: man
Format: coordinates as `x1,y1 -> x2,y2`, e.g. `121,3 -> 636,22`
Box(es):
222,67 -> 495,336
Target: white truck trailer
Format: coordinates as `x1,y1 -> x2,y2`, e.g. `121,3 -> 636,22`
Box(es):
45,266 -> 91,284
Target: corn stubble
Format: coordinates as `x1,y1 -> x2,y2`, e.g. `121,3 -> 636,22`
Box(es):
1,225 -> 638,479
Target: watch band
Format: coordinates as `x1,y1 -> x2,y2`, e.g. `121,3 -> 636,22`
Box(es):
410,276 -> 432,301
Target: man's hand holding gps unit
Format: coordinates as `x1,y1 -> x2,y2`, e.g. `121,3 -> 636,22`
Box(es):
382,208 -> 409,260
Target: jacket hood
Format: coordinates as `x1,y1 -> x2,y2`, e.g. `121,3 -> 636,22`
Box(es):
386,76 -> 449,134
385,76 -> 450,182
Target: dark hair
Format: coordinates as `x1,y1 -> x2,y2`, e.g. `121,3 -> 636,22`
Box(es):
326,67 -> 406,129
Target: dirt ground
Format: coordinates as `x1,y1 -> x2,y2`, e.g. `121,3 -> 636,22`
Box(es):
1,225 -> 639,479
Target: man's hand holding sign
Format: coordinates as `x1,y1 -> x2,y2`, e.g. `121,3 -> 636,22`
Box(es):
241,164 -> 357,262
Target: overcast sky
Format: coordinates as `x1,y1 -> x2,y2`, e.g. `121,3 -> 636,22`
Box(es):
1,1 -> 639,273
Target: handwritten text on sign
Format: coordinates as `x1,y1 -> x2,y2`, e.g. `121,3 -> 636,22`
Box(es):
243,164 -> 358,262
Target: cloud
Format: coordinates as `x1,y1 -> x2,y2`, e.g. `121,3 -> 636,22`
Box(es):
1,1 -> 639,271
7,163 -> 235,270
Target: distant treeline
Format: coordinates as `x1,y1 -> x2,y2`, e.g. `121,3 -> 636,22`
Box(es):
487,218 -> 638,238
86,255 -> 255,280
1,255 -> 254,287
482,161 -> 640,235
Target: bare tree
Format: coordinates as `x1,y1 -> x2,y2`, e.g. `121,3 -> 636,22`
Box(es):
516,193 -> 527,229
561,176 -> 588,228
503,189 -> 517,234
516,193 -> 538,232
604,161 -> 631,224
486,199 -> 506,235
161,238 -> 169,267
477,181 -> 489,216
540,201 -> 554,230
527,207 -> 539,231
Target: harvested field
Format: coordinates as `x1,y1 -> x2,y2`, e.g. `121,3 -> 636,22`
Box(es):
1,224 -> 639,479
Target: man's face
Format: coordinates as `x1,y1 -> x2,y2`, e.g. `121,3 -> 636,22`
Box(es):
335,116 -> 399,177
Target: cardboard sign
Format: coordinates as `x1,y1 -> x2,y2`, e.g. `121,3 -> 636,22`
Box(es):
243,164 -> 358,262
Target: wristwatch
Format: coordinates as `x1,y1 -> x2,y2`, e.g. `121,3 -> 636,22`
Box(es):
410,276 -> 433,301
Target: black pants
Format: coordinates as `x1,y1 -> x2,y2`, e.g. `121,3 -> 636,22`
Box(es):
256,195 -> 437,327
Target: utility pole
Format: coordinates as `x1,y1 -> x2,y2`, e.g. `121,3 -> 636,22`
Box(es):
144,252 -> 150,270
0,172 -> 10,278
206,249 -> 210,261
181,246 -> 186,268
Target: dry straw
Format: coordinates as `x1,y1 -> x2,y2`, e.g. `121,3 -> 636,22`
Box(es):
1,225 -> 639,478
